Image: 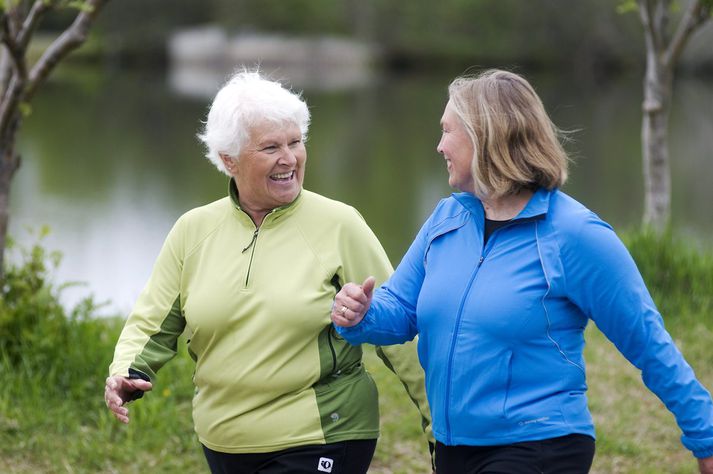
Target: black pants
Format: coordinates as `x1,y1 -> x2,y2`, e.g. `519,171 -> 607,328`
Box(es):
202,439 -> 377,474
435,434 -> 595,474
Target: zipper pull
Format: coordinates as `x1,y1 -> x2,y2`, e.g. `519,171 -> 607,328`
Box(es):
242,229 -> 259,253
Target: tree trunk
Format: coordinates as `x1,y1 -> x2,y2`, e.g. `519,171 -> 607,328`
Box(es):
641,54 -> 672,231
637,0 -> 711,231
0,139 -> 20,279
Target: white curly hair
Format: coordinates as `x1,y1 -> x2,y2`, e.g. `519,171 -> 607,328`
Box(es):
197,69 -> 311,175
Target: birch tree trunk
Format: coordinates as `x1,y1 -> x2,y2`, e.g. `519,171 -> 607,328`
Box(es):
636,0 -> 711,231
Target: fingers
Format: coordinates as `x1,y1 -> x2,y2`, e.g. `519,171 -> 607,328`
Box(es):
362,276 -> 376,299
105,376 -> 130,423
343,282 -> 369,306
332,308 -> 364,327
337,285 -> 368,316
331,302 -> 363,327
110,404 -> 130,424
698,456 -> 713,474
331,279 -> 376,327
104,375 -> 153,424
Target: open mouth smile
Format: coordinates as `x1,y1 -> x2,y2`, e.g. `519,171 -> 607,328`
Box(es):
270,171 -> 295,181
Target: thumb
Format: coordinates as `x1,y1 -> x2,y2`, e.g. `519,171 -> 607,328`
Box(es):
361,276 -> 376,299
130,379 -> 153,392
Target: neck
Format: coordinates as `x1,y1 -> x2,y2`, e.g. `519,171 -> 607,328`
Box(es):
237,198 -> 270,228
242,206 -> 269,228
481,189 -> 533,221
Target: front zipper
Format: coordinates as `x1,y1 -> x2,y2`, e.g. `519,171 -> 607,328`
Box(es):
442,217 -> 537,443
443,253 -> 484,444
242,228 -> 259,287
327,327 -> 338,374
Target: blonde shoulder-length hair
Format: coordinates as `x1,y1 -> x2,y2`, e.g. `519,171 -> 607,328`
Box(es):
448,69 -> 569,199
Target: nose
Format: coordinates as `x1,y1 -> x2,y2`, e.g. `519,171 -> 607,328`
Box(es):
277,145 -> 297,166
436,135 -> 445,155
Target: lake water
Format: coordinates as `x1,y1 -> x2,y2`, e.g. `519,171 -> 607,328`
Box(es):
9,65 -> 713,315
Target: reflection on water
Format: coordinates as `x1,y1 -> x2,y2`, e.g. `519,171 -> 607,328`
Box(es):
10,67 -> 713,315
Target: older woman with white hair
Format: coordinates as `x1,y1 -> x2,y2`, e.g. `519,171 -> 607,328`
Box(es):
104,70 -> 432,474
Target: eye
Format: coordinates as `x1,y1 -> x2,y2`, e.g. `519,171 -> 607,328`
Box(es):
260,145 -> 278,153
289,138 -> 302,147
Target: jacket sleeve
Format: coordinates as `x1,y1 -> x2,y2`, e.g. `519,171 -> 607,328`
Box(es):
560,214 -> 713,458
336,210 -> 432,346
109,217 -> 187,383
339,207 -> 433,443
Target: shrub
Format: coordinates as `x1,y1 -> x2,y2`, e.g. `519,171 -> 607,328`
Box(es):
0,228 -> 103,377
623,229 -> 713,322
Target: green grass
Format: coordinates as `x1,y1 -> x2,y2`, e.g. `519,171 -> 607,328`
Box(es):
1,229 -> 712,473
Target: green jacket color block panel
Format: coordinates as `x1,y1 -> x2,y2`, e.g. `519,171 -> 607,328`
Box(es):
109,183 -> 431,453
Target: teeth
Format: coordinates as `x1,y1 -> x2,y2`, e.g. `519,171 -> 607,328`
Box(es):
271,171 -> 293,179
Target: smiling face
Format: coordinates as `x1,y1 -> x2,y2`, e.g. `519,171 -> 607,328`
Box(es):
437,100 -> 475,194
224,120 -> 306,223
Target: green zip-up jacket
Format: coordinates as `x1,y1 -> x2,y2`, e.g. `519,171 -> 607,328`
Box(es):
109,182 -> 431,454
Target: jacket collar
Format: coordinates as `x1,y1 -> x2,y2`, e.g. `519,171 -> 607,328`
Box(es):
227,178 -> 303,228
452,187 -> 552,222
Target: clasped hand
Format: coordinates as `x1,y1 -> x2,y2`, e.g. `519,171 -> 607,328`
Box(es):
331,276 -> 375,328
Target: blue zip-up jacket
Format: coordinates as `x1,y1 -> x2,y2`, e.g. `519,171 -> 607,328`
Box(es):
336,188 -> 713,458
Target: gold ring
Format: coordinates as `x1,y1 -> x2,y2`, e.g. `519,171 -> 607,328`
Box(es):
340,305 -> 348,315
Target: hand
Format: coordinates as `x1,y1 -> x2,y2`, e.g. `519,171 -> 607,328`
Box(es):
331,276 -> 375,328
104,375 -> 153,424
699,455 -> 713,474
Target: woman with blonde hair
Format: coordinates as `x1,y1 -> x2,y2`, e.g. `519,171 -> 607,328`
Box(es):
331,69 -> 713,473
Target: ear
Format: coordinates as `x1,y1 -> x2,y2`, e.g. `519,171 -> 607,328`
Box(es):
219,153 -> 235,172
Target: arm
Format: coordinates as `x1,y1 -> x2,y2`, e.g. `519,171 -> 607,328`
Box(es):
561,215 -> 713,459
334,211 -> 431,345
337,207 -> 434,447
106,218 -> 187,422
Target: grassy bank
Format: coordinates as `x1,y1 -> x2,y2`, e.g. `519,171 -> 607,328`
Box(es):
1,230 -> 712,473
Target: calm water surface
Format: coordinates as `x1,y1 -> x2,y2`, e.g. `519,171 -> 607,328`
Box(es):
10,66 -> 713,314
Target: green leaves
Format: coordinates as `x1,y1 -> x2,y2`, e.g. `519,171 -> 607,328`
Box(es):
617,0 -> 638,14
0,228 -> 101,368
63,0 -> 95,13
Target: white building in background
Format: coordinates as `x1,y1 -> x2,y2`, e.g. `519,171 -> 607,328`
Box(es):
167,26 -> 379,97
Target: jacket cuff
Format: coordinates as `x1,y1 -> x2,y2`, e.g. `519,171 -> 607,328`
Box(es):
682,434 -> 713,459
693,447 -> 713,459
334,321 -> 367,343
127,368 -> 151,401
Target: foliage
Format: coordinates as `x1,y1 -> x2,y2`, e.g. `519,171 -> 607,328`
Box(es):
0,228 -> 103,370
617,0 -> 638,14
623,228 -> 713,320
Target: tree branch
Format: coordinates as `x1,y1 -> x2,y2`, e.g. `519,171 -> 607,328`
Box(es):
0,13 -> 27,131
0,75 -> 25,142
664,0 -> 711,66
638,0 -> 665,54
0,50 -> 11,97
25,0 -> 107,101
1,14 -> 27,82
5,2 -> 25,38
17,0 -> 54,51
